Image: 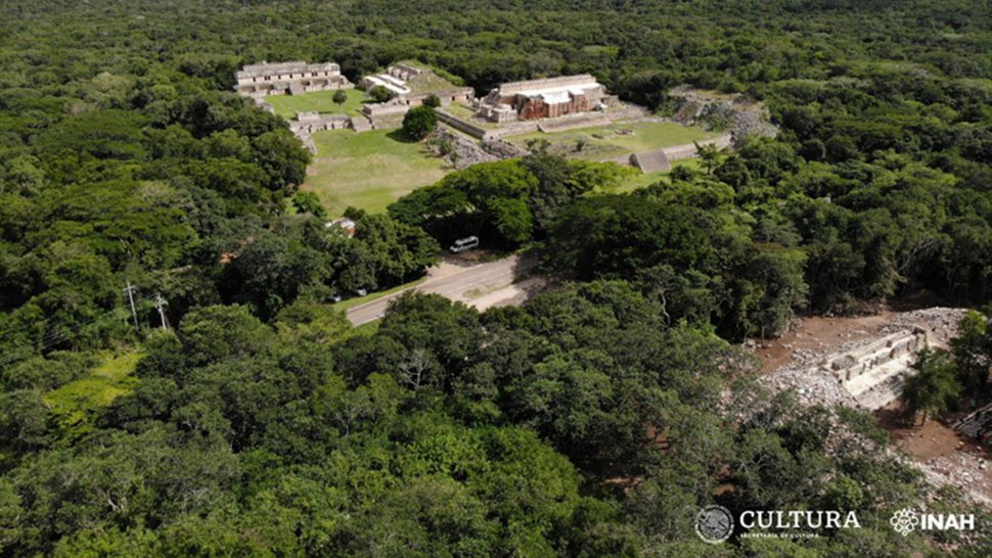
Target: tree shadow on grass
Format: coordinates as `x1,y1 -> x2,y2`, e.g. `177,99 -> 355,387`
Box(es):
386,128 -> 417,144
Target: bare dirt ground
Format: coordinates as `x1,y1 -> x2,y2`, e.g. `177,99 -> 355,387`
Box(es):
878,403 -> 992,506
754,309 -> 961,374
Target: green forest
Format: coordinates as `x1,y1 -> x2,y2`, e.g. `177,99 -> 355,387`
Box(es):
1,0 -> 991,555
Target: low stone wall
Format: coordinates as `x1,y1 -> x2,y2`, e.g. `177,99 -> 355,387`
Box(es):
661,133 -> 733,161
436,111 -> 496,140
828,329 -> 927,383
537,113 -> 611,133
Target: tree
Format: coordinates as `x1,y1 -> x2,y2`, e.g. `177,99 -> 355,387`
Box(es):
368,85 -> 391,103
695,142 -> 724,174
292,192 -> 326,219
422,94 -> 441,108
402,106 -> 437,141
332,89 -> 348,113
901,349 -> 961,425
950,309 -> 992,406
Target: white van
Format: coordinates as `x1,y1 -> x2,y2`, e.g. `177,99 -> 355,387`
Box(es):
450,236 -> 479,253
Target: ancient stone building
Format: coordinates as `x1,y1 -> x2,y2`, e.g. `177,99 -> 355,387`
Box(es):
360,64 -> 473,105
357,63 -> 473,129
234,61 -> 353,97
475,74 -> 617,123
827,328 -> 930,409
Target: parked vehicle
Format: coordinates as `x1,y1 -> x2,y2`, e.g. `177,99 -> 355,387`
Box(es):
355,288 -> 368,297
450,236 -> 479,253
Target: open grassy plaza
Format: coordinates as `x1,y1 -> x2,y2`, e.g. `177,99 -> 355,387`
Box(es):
304,128 -> 451,216
265,88 -> 368,118
504,119 -> 720,161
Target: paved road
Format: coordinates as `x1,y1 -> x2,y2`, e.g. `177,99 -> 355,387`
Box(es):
346,254 -> 536,326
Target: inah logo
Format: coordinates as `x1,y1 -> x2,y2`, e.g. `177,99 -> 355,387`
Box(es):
695,505 -> 734,544
890,508 -> 919,536
890,507 -> 974,536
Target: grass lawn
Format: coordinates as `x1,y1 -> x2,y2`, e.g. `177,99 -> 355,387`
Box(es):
611,159 -> 702,193
304,129 -> 450,216
44,351 -> 143,438
266,88 -> 368,119
505,120 -> 719,161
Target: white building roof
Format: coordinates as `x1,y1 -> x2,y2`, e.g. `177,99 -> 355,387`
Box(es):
366,75 -> 410,95
518,81 -> 600,104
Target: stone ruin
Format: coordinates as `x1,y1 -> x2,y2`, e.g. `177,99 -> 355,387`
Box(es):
358,64 -> 474,129
474,74 -> 618,123
954,402 -> 992,445
288,111 -> 352,153
629,133 -> 735,173
668,85 -> 777,145
234,61 -> 353,98
825,328 -> 929,410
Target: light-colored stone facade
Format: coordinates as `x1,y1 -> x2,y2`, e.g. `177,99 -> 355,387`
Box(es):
235,61 -> 353,97
826,328 -> 930,409
475,74 -> 617,123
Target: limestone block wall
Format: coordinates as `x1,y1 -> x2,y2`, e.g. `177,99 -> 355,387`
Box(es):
496,74 -> 600,95
827,329 -> 928,383
435,111 -> 496,140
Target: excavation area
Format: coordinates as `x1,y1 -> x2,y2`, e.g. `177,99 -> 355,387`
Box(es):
754,308 -> 992,506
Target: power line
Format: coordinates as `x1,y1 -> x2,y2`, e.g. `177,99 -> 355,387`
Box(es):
0,288 -> 155,368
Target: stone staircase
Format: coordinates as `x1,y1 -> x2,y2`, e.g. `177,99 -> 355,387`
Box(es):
825,328 -> 928,410
842,354 -> 917,409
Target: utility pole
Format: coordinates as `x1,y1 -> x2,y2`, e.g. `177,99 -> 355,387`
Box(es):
153,293 -> 170,330
123,281 -> 139,333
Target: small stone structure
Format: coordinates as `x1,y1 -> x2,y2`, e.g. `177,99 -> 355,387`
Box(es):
629,133 -> 733,173
326,217 -> 357,237
234,61 -> 352,97
358,64 -> 473,129
824,328 -> 929,409
475,74 -> 617,123
288,111 -> 353,153
668,85 -> 777,145
631,151 -> 671,173
954,403 -> 992,444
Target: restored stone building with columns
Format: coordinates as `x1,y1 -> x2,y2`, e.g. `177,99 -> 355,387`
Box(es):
234,61 -> 353,97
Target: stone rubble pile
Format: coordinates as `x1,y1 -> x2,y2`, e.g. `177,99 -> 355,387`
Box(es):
667,85 -> 777,144
914,452 -> 992,508
884,307 -> 967,346
432,126 -> 499,169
